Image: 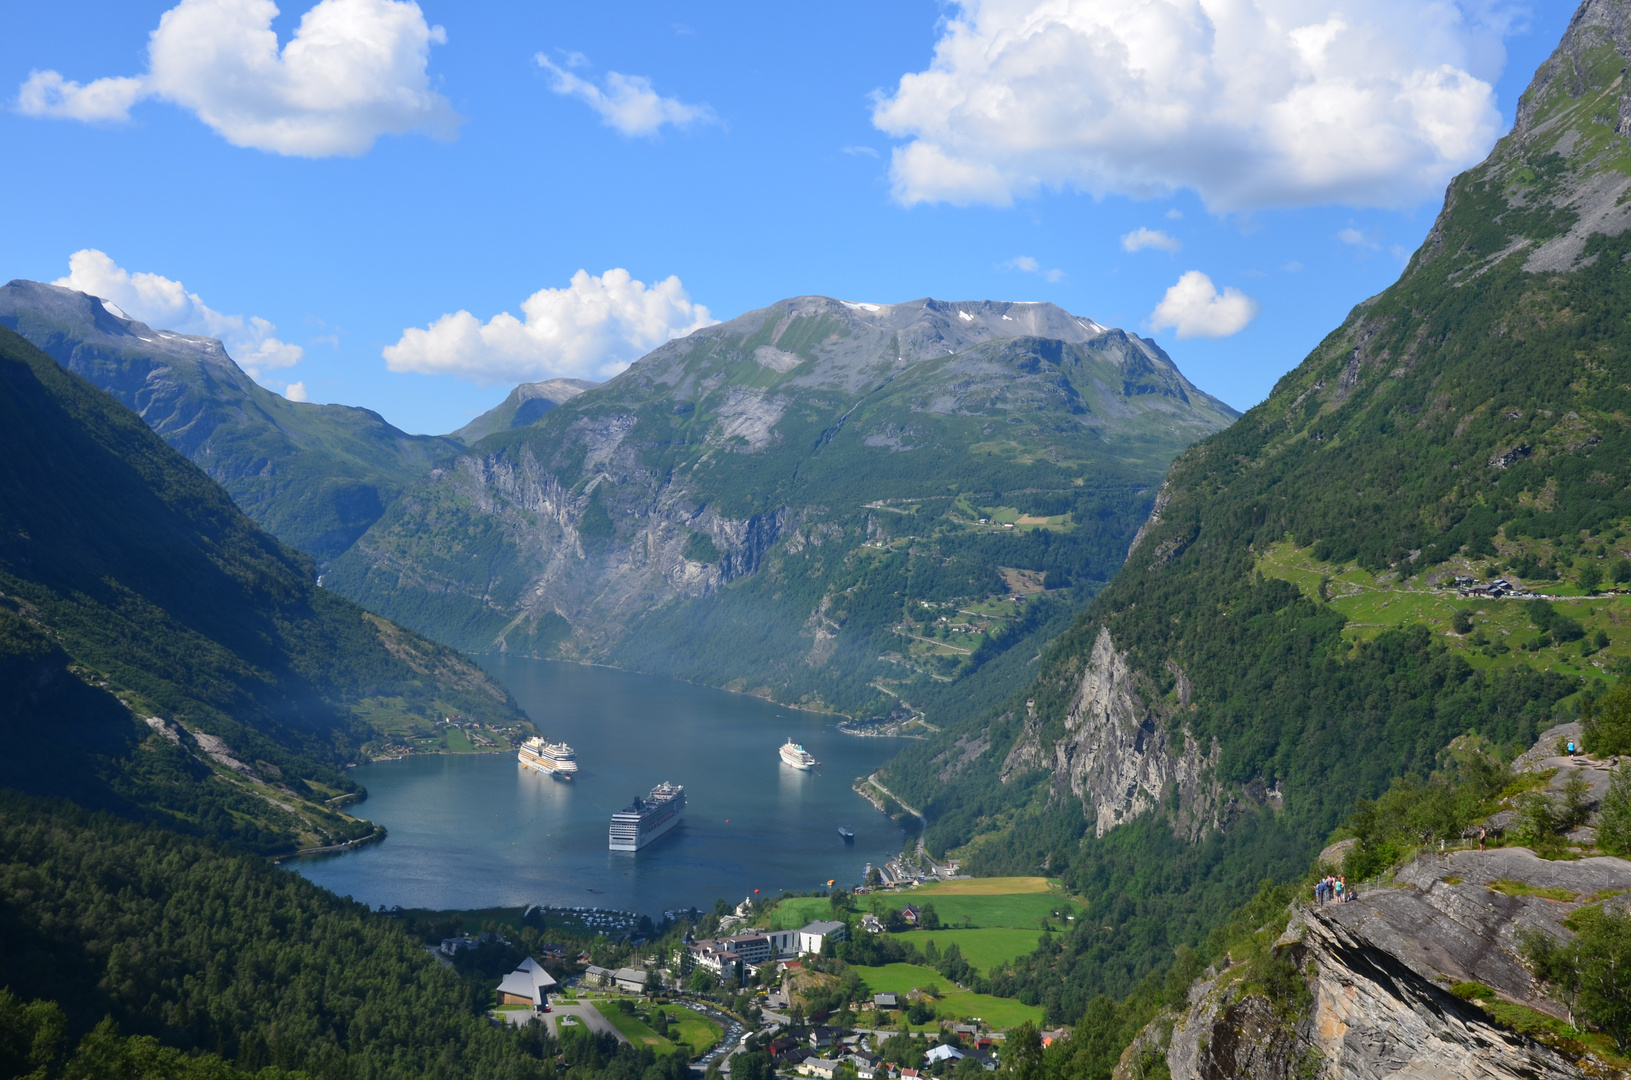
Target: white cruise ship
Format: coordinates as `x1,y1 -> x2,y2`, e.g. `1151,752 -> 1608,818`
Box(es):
608,782 -> 685,851
779,739 -> 817,770
518,736 -> 579,779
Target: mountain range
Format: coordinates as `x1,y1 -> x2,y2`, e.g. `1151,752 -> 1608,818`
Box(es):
0,280 -> 464,561
0,322 -> 528,854
323,296 -> 1238,720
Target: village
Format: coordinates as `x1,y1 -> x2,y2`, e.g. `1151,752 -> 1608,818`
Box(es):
426,878 -> 1078,1078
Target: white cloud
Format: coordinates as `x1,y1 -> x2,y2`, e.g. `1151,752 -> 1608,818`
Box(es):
842,145 -> 880,157
1338,226 -> 1380,248
1000,255 -> 1064,282
536,54 -> 715,136
17,0 -> 457,157
1121,227 -> 1182,254
1149,271 -> 1260,339
55,249 -> 303,378
284,381 -> 309,401
1165,208 -> 1184,220
384,268 -> 717,385
872,0 -> 1509,211
1283,261 -> 1305,272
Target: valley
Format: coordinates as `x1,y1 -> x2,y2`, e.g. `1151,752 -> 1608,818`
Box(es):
14,2 -> 1631,1076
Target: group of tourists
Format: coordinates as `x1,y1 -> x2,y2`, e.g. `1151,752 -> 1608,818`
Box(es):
1314,875 -> 1351,904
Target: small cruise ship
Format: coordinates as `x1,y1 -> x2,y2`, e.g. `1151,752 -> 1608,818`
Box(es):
518,736 -> 579,779
779,739 -> 817,770
608,782 -> 685,851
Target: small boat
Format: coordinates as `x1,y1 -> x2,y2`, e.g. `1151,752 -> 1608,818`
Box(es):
838,826 -> 855,842
780,739 -> 818,770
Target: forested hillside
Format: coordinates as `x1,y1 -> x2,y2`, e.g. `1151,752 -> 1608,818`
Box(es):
0,792 -> 693,1080
0,280 -> 462,561
877,0 -> 1631,1014
0,324 -> 529,854
328,297 -> 1236,722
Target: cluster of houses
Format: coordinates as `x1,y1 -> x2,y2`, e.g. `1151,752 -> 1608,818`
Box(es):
682,920 -> 848,983
767,1019 -> 999,1078
582,965 -> 652,994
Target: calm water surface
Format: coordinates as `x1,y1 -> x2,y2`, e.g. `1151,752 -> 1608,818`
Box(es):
293,658 -> 909,914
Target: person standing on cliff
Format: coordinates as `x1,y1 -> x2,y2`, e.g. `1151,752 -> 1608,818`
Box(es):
1478,825 -> 1487,852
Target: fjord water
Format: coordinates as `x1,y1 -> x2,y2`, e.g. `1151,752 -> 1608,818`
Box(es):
294,657 -> 910,914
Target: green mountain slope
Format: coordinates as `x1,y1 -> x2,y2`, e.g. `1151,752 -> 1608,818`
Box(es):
876,0 -> 1631,1016
0,793 -> 585,1079
325,297 -> 1237,719
0,280 -> 462,561
0,324 -> 528,854
452,376 -> 597,444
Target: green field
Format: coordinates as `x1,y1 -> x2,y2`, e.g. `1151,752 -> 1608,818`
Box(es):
768,896 -> 840,928
657,1005 -> 723,1056
906,927 -> 1045,973
1257,539 -> 1631,686
868,890 -> 1075,930
854,964 -> 1042,1029
594,1003 -> 674,1052
590,1001 -> 721,1058
770,879 -> 1076,933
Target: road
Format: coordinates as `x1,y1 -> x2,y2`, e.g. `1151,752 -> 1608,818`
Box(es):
542,1001 -> 627,1042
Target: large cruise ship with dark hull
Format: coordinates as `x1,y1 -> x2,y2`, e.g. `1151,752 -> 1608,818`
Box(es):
608,782 -> 685,851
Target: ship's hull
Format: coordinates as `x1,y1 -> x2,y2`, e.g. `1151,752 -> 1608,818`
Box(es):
520,754 -> 577,779
779,750 -> 815,770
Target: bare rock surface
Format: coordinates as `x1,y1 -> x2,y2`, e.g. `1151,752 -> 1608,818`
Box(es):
1000,626 -> 1223,840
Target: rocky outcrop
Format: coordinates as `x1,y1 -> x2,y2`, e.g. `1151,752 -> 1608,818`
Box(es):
1002,627 -> 1222,840
1149,847 -> 1631,1079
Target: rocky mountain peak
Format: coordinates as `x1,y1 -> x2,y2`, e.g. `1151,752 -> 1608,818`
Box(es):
0,279 -> 245,376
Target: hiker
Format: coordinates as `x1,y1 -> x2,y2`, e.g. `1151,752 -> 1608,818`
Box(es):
1334,877 -> 1345,903
1478,826 -> 1487,852
1338,876 -> 1348,902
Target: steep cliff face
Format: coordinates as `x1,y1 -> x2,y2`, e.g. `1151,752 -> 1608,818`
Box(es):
326,296 -> 1237,716
1142,847 -> 1631,1079
1001,627 -> 1224,840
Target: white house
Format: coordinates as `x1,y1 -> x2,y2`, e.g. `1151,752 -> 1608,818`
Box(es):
798,920 -> 847,954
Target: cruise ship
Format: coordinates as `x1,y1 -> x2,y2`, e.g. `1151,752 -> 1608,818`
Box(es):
608,782 -> 685,851
779,739 -> 817,770
518,736 -> 579,779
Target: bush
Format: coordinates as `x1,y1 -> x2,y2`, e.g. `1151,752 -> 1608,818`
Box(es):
1513,791 -> 1560,846
1583,682 -> 1631,755
1452,609 -> 1475,635
1580,562 -> 1604,594
1599,768 -> 1631,856
1524,907 -> 1631,1051
1561,775 -> 1593,831
1614,558 -> 1631,585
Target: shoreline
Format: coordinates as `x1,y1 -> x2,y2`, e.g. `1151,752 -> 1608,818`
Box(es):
273,824 -> 387,863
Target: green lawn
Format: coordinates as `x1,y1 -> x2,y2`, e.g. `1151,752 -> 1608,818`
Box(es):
768,896 -> 842,929
593,1002 -> 676,1052
906,927 -> 1045,973
853,964 -> 1042,1029
655,1005 -> 723,1057
867,891 -> 1075,929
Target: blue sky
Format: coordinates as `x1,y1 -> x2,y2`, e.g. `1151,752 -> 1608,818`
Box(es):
2,1 -> 1578,435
